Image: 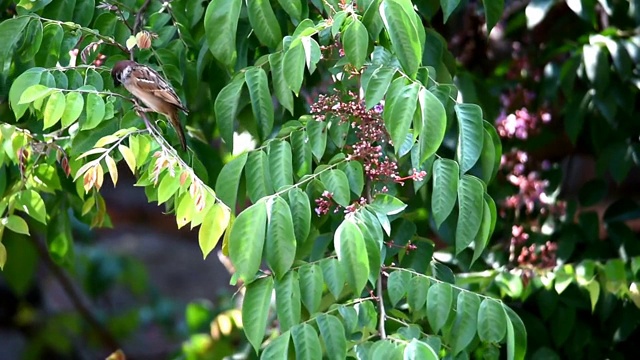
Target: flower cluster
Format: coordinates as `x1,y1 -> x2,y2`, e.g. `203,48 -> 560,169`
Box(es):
495,51 -> 564,271
496,107 -> 551,140
310,93 -> 400,183
314,191 -> 334,216
310,92 -> 426,216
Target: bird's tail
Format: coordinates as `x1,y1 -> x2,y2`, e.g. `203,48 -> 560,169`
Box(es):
168,112 -> 187,151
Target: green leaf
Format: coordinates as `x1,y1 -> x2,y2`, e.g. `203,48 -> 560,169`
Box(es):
384,83 -> 419,153
18,84 -> 54,104
403,339 -> 438,360
246,0 -> 282,48
261,331 -> 290,359
15,190 -> 47,224
418,88 -> 446,164
407,275 -> 430,312
214,76 -> 245,149
245,67 -> 275,141
455,103 -> 484,173
503,306 -> 527,360
340,161 -> 365,196
275,271 -> 301,331
83,93 -> 105,130
328,115 -> 349,149
362,0 -> 384,40
284,42 -> 305,95
450,292 -> 480,355
0,243 -> 5,270
9,67 -> 45,119
198,203 -> 230,259
320,169 -> 351,207
245,150 -> 273,202
204,0 -> 241,67
355,208 -> 383,283
291,323 -> 322,360
242,276 -> 274,352
61,92 -> 84,127
431,159 -> 459,229
291,130 -> 313,178
441,0 -> 461,22
482,0 -> 504,34
35,23 -> 63,68
268,141 -> 293,190
482,121 -> 502,182
320,258 -> 345,299
157,173 -> 181,205
370,340 -> 402,359
277,0 -> 302,22
456,175 -> 484,254
472,199 -> 493,265
265,197 -> 296,279
585,280 -> 600,312
477,298 -> 508,343
215,152 -> 248,209
298,263 -> 323,313
229,201 -> 267,283
316,314 -> 347,360
307,119 -> 327,162
583,44 -> 610,93
3,215 -> 30,235
343,18 -> 369,69
380,0 -> 422,77
269,52 -> 294,114
426,282 -> 452,333
388,270 -> 412,307
335,219 -> 369,295
369,193 -> 407,215
365,66 -> 396,109
0,16 -> 30,63
43,91 -> 65,129
287,188 -> 311,247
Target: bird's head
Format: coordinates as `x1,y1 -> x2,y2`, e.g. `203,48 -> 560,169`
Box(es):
111,60 -> 137,86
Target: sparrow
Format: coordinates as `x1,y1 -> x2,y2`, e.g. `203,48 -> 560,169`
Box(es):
111,60 -> 188,150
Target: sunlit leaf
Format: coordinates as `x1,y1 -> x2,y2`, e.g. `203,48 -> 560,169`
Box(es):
2,215 -> 30,235
199,203 -> 231,259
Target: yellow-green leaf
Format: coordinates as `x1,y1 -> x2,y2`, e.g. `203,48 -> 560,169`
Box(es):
0,243 -> 6,270
118,145 -> 136,173
43,91 -> 65,129
104,155 -> 118,186
2,215 -> 30,235
18,84 -> 54,104
61,92 -> 84,127
199,203 -> 231,259
95,135 -> 120,148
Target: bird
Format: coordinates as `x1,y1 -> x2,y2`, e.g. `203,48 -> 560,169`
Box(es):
111,60 -> 188,150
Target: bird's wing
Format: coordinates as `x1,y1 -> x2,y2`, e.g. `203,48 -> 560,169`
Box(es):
130,65 -> 188,113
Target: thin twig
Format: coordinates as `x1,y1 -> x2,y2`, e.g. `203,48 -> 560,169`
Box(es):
377,274 -> 387,339
131,0 -> 153,60
30,236 -> 120,351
